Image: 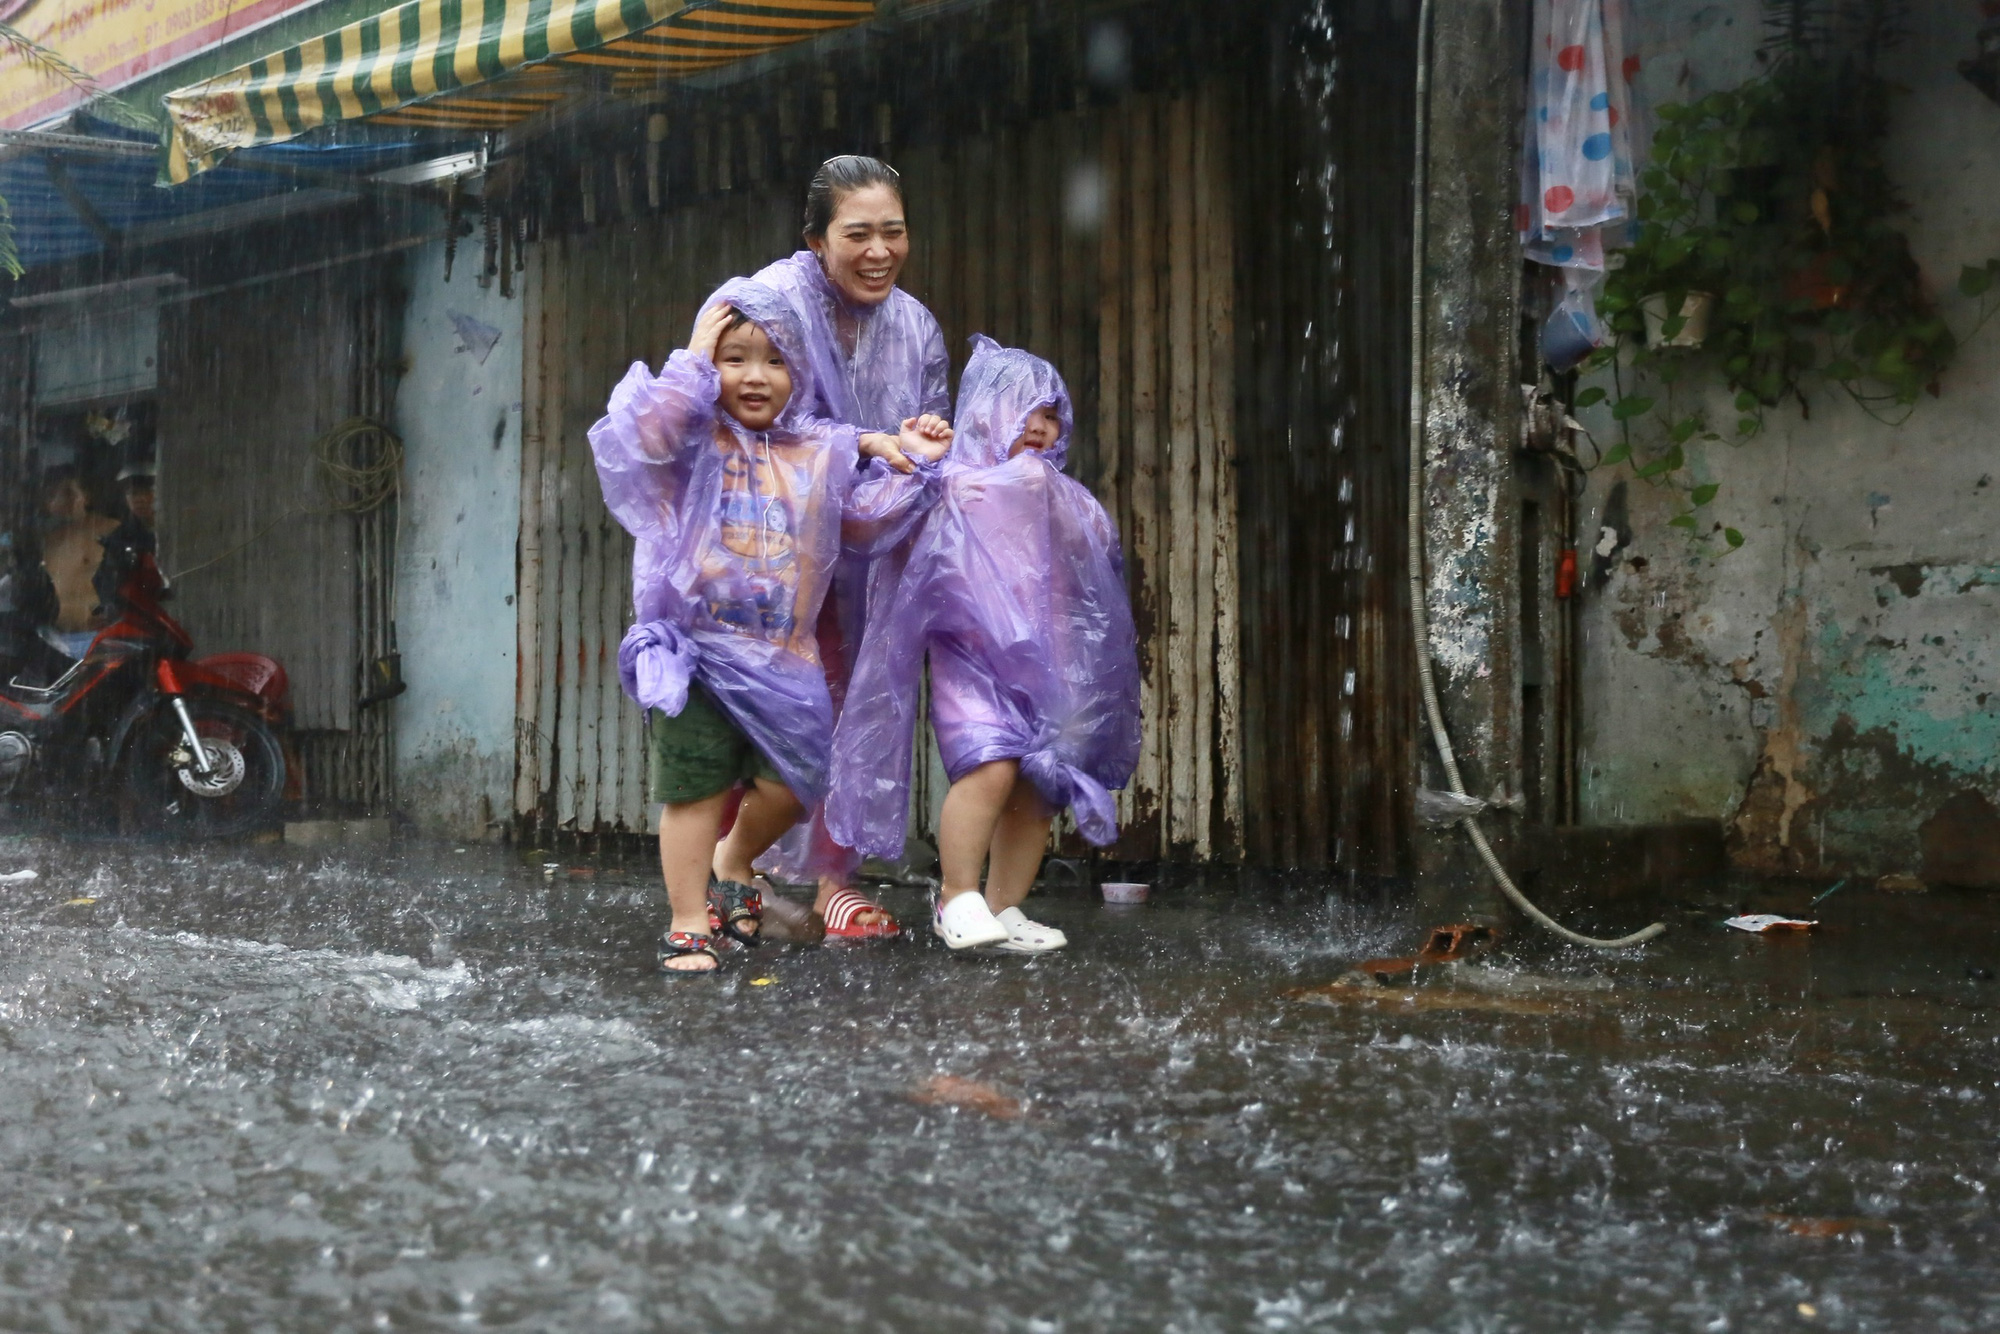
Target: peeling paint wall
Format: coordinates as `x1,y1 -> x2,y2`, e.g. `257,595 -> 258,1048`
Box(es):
390,241 -> 524,840
1574,1 -> 2000,881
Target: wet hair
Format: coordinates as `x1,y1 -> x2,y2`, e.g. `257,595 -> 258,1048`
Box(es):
802,155 -> 904,242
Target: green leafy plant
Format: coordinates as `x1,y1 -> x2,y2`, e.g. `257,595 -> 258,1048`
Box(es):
1583,0 -> 1999,547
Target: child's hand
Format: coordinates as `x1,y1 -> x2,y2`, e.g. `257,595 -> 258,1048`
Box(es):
859,431 -> 917,474
688,303 -> 733,364
898,416 -> 951,464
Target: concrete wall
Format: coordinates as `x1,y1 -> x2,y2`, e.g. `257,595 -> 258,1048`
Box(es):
1574,1 -> 2000,882
1419,0 -> 1528,887
390,240 -> 523,839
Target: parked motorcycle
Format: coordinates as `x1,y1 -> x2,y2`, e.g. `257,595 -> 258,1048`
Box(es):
0,526 -> 289,838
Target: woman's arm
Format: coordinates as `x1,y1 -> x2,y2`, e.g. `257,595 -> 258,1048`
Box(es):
841,421 -> 949,555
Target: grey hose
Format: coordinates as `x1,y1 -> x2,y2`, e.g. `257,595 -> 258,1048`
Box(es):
1404,0 -> 1664,950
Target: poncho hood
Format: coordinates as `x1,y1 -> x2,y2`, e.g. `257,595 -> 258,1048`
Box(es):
698,277 -> 823,438
952,334 -> 1074,471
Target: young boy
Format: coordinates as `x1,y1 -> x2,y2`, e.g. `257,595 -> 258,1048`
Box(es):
826,336 -> 1141,953
590,279 -> 947,974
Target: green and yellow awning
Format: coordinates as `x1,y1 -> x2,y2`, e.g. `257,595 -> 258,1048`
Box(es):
164,0 -> 875,182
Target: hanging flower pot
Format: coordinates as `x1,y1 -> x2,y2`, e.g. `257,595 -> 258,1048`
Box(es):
1640,290 -> 1715,348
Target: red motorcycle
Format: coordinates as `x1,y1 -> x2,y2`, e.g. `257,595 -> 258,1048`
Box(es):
0,533 -> 289,838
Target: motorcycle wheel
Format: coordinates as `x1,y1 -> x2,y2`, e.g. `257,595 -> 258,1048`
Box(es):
123,696 -> 285,839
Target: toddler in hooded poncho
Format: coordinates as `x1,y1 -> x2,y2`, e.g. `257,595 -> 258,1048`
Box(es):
827,336 -> 1142,953
589,278 -> 944,973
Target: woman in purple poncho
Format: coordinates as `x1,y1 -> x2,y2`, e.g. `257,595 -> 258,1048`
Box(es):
827,336 -> 1142,954
588,279 -> 943,973
750,155 -> 951,942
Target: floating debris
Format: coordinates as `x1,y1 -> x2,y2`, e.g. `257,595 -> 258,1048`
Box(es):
1876,873 -> 1927,894
909,1075 -> 1024,1119
0,869 -> 38,885
1765,1212 -> 1888,1239
1289,981 -> 1582,1018
1724,914 -> 1816,934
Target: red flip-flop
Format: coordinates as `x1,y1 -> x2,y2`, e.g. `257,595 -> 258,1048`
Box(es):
822,887 -> 900,941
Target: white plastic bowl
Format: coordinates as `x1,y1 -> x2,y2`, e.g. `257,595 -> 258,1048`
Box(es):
1100,881 -> 1150,904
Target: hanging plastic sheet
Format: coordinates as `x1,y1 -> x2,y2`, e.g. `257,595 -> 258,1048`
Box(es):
826,337 -> 1142,859
588,279 -> 938,807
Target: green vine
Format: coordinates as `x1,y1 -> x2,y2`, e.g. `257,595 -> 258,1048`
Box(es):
1583,9 -> 2000,546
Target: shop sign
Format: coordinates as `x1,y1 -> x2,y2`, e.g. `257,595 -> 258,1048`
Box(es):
0,0 -> 326,129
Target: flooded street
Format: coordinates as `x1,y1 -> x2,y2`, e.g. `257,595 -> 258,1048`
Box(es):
0,841 -> 1994,1332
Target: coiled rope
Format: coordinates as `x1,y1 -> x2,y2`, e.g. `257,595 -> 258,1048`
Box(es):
168,417 -> 403,583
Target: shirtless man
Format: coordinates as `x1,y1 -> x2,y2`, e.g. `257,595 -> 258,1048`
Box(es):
38,470 -> 119,659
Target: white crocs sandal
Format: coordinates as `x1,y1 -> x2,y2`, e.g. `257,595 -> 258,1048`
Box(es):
992,906 -> 1067,953
934,890 -> 1010,950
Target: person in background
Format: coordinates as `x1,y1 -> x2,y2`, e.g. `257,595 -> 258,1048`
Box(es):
0,529 -> 60,684
119,460 -> 156,532
37,468 -> 120,660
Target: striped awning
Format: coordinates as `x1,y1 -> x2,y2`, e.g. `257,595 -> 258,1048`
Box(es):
164,0 -> 875,183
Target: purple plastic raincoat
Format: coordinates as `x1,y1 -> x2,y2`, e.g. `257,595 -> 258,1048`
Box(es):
827,336 -> 1141,858
750,250 -> 950,878
587,278 -> 938,806
750,251 -> 949,432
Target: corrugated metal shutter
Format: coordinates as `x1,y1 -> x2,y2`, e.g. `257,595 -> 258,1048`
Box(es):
156,265 -> 395,811
1235,0 -> 1418,875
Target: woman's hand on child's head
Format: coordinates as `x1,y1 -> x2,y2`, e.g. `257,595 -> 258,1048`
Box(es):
899,417 -> 952,464
689,303 -> 734,364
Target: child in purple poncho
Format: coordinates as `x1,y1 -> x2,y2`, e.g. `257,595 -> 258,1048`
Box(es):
827,336 -> 1142,954
588,279 -> 946,974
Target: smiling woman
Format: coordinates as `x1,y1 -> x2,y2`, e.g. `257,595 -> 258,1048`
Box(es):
745,153 -> 954,934
805,156 -> 909,309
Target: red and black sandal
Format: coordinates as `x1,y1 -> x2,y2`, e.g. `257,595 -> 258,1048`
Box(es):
822,887 -> 901,942
657,930 -> 720,975
706,876 -> 765,947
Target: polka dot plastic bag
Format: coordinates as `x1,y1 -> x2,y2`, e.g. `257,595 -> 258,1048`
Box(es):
1519,0 -> 1644,265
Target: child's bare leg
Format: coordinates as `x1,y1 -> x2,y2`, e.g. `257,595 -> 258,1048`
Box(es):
937,759 -> 1019,902
984,778 -> 1054,914
713,777 -> 805,890
659,791 -> 733,971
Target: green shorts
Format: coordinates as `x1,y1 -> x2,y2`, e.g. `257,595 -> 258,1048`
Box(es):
647,685 -> 782,804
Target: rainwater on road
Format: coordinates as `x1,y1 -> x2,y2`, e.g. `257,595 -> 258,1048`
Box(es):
0,838 -> 1994,1332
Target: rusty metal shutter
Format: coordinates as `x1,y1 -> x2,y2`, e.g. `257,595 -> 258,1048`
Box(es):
156,264 -> 395,812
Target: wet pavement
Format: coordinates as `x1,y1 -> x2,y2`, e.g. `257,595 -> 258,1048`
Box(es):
0,837 -> 1996,1332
